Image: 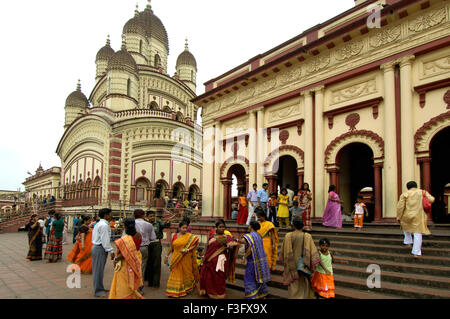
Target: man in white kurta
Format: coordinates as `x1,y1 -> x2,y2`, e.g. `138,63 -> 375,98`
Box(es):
396,181 -> 434,257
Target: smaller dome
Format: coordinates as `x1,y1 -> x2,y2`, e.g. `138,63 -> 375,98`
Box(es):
96,36 -> 115,61
176,39 -> 197,70
123,17 -> 147,38
107,39 -> 138,74
65,80 -> 89,108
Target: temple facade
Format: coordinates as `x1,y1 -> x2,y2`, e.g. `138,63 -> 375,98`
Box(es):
194,0 -> 450,222
55,1 -> 202,216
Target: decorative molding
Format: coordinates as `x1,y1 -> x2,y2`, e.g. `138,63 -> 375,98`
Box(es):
269,104 -> 301,122
345,113 -> 360,131
305,54 -> 330,74
422,54 -> 450,79
414,110 -> 450,153
264,145 -> 305,174
324,130 -> 385,164
444,90 -> 450,109
220,155 -> 250,178
369,25 -> 401,48
408,7 -> 446,32
279,130 -> 290,145
324,97 -> 383,130
414,78 -> 450,108
266,119 -> 304,141
331,79 -> 377,104
335,41 -> 364,61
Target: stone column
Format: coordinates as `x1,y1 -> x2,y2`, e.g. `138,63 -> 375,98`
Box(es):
201,124 -> 215,218
221,178 -> 232,220
328,168 -> 339,191
373,162 -> 383,222
314,86 -> 325,218
302,90 -> 314,213
265,175 -> 277,194
247,110 -> 257,188
256,107 -> 265,188
399,55 -> 416,191
214,122 -> 222,217
297,169 -> 304,190
418,157 -> 433,223
381,61 -> 398,218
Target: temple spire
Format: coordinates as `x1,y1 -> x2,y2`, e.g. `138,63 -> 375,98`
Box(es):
106,34 -> 110,46
121,34 -> 127,50
185,38 -> 189,51
135,3 -> 139,16
76,79 -> 81,91
146,0 -> 152,11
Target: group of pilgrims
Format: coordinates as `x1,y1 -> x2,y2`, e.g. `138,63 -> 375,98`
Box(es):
24,206 -> 336,299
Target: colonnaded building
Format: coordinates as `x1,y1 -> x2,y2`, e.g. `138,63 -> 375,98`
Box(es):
26,2 -> 203,217
194,0 -> 450,222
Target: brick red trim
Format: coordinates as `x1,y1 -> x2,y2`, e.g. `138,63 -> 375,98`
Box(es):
220,156 -> 250,178
414,110 -> 450,153
264,145 -> 305,170
395,66 -> 402,197
413,78 -> 450,108
324,129 -> 385,164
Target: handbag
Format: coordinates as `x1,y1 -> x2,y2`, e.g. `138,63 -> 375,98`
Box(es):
296,233 -> 311,276
422,190 -> 432,215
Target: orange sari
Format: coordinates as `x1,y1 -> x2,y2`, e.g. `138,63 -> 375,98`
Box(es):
108,235 -> 144,299
257,221 -> 279,271
66,228 -> 93,274
166,233 -> 199,298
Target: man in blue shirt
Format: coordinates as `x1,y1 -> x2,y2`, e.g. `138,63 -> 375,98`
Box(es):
246,184 -> 258,225
257,183 -> 270,218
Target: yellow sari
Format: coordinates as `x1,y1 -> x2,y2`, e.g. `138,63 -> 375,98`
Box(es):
257,221 -> 279,271
166,233 -> 199,298
108,235 -> 144,299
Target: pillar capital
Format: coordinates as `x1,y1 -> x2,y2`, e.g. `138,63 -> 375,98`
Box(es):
373,162 -> 384,168
417,156 -> 432,164
246,108 -> 258,115
398,55 -> 415,68
300,89 -> 313,97
255,106 -> 265,113
312,85 -> 325,94
380,60 -> 397,72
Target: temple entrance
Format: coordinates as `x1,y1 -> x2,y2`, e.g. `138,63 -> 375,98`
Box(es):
154,181 -> 168,199
430,126 -> 450,223
338,143 -> 375,221
276,155 -> 298,194
223,164 -> 247,220
188,185 -> 200,201
172,182 -> 184,200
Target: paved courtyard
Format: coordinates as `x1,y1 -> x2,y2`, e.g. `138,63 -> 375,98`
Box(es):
0,232 -> 242,299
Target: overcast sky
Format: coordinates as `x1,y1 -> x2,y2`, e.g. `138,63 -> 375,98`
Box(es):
0,0 -> 355,191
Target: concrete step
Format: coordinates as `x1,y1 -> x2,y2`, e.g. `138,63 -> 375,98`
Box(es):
231,268 -> 405,299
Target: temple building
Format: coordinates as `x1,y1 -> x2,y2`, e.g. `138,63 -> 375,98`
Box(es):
193,0 -> 450,222
55,1 -> 202,216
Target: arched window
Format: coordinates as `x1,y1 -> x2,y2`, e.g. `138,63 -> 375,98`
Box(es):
154,54 -> 161,68
191,70 -> 194,82
164,106 -> 172,113
108,77 -> 111,93
136,178 -> 150,202
139,40 -> 143,54
127,78 -> 131,96
176,111 -> 184,122
93,177 -> 101,201
149,101 -> 158,110
85,179 -> 92,198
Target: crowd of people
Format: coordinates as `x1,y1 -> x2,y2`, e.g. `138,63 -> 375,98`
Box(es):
23,180 -> 434,299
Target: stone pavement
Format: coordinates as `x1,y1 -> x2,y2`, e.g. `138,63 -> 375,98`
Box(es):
0,232 -> 243,299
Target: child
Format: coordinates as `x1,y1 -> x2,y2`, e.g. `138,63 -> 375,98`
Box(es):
268,193 -> 278,227
196,246 -> 204,273
311,238 -> 335,299
289,201 -> 305,226
352,196 -> 369,231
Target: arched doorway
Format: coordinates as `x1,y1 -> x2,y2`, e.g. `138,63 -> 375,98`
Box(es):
276,155 -> 298,194
337,143 -> 375,221
188,184 -> 200,201
154,180 -> 169,199
223,164 -> 247,220
172,182 -> 185,200
430,127 -> 450,223
136,177 -> 151,203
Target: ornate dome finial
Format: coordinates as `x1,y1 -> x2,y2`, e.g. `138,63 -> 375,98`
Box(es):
76,79 -> 81,91
146,0 -> 152,11
135,3 -> 139,16
185,38 -> 189,51
121,34 -> 127,50
106,34 -> 111,46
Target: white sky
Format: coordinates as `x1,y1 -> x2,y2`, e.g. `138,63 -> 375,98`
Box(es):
0,0 -> 355,191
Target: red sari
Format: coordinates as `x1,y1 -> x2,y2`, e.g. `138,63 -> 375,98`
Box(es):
236,196 -> 248,225
199,234 -> 238,299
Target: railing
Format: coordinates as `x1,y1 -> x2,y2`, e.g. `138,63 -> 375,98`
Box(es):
61,197 -> 99,207
162,207 -> 202,223
114,108 -> 173,120
0,206 -> 33,223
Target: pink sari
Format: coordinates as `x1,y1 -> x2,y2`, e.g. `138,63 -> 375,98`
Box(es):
322,191 -> 342,228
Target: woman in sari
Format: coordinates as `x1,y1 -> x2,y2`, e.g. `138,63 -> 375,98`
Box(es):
322,185 -> 343,229
256,209 -> 279,271
44,213 -> 65,263
25,214 -> 43,261
199,220 -> 239,299
66,215 -> 93,274
165,220 -> 199,298
236,192 -> 248,225
298,183 -> 313,231
239,221 -> 271,299
280,218 -> 321,299
109,218 -> 144,299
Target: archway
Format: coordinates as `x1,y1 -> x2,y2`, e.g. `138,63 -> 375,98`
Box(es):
337,143 -> 375,220
223,164 -> 247,220
154,180 -> 169,199
275,155 -> 298,194
430,126 -> 450,223
136,177 -> 151,203
188,184 -> 200,201
172,182 -> 185,200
